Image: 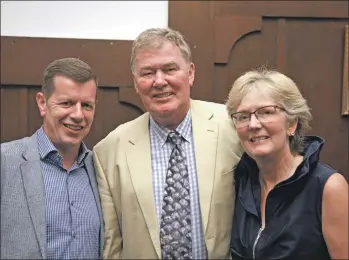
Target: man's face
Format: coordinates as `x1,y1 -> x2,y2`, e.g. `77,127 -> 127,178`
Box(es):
36,75 -> 97,153
132,41 -> 195,129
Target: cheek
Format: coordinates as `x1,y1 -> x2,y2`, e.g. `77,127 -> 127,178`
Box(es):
135,79 -> 152,93
236,128 -> 249,141
85,112 -> 95,125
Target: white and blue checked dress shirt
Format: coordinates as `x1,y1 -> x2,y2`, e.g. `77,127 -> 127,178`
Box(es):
149,111 -> 208,259
37,127 -> 100,259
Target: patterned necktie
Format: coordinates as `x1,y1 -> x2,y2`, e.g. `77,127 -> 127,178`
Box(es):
160,131 -> 192,260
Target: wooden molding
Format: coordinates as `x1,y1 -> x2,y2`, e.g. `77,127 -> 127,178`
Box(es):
342,25 -> 349,116
0,36 -> 134,87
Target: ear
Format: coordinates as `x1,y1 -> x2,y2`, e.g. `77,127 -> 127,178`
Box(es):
287,118 -> 298,136
132,74 -> 140,94
188,62 -> 195,87
36,92 -> 47,117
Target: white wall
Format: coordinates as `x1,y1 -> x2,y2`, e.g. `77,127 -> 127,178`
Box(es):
0,1 -> 168,40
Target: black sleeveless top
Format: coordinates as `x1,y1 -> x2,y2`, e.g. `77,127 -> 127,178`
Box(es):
230,136 -> 336,260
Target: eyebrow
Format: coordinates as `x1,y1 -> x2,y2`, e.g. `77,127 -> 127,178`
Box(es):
58,98 -> 96,104
139,62 -> 178,71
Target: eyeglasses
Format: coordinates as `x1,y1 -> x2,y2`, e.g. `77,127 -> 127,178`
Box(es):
231,105 -> 286,128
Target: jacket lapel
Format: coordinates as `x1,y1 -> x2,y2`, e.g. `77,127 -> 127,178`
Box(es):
191,100 -> 219,235
20,134 -> 47,259
85,153 -> 104,257
125,114 -> 161,258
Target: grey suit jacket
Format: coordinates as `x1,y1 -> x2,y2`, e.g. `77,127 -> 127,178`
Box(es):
0,132 -> 104,259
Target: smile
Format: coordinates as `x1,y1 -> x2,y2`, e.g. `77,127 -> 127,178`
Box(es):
153,93 -> 173,98
63,124 -> 83,131
250,136 -> 268,142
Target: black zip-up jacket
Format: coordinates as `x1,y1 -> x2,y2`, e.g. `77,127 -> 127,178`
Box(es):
230,136 -> 335,260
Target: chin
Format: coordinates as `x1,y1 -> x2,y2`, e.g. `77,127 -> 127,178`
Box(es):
245,146 -> 269,156
153,106 -> 177,116
62,137 -> 83,146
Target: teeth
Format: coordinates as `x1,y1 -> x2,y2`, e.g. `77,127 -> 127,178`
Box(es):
65,124 -> 82,130
251,136 -> 268,142
155,93 -> 172,98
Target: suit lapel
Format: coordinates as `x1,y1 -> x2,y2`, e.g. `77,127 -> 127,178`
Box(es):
191,100 -> 218,234
126,114 -> 161,258
21,135 -> 47,259
85,153 -> 104,256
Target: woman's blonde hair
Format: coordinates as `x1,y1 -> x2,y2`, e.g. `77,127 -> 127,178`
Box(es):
225,68 -> 312,154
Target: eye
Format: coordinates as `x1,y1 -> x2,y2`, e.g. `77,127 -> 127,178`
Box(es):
82,103 -> 94,110
257,107 -> 276,117
61,101 -> 73,107
235,113 -> 249,121
165,67 -> 176,72
141,71 -> 154,77
240,114 -> 250,120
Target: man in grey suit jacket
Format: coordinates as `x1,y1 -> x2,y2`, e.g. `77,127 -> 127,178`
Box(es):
1,58 -> 103,259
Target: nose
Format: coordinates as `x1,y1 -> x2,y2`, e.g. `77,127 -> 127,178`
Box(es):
248,113 -> 261,129
70,103 -> 84,121
153,70 -> 167,87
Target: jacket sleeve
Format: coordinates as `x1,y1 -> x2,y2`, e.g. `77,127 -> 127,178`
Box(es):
93,147 -> 122,259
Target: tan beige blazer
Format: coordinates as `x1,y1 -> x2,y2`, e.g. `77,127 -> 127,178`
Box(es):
93,100 -> 243,259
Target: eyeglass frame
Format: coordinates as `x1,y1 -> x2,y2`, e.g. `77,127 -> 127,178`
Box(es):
231,105 -> 286,128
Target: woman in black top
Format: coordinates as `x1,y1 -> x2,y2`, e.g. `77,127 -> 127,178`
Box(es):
225,69 -> 348,260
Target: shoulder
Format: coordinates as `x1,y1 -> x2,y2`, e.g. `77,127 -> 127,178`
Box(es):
323,173 -> 348,197
93,112 -> 149,151
1,138 -> 30,181
308,162 -> 336,180
191,99 -> 233,126
1,137 -> 29,158
192,99 -> 229,118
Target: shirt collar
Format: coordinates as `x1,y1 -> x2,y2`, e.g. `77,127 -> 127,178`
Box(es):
36,126 -> 89,164
149,110 -> 192,147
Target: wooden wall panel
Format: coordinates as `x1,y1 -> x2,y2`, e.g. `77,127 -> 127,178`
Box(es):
214,1 -> 349,18
1,1 -> 348,178
1,86 -> 29,141
284,19 -> 349,174
27,87 -> 43,136
207,1 -> 349,178
87,86 -> 143,149
169,1 -> 215,101
0,85 -> 144,150
0,37 -> 134,87
0,37 -> 144,149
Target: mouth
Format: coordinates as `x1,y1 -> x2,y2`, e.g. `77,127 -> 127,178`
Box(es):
250,136 -> 269,142
153,92 -> 173,99
63,124 -> 83,131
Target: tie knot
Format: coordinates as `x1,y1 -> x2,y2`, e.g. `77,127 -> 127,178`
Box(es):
167,131 -> 182,146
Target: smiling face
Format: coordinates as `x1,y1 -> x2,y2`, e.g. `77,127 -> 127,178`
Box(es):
132,40 -> 195,129
36,75 -> 97,154
235,89 -> 297,161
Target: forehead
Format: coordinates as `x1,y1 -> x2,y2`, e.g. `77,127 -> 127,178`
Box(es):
51,76 -> 97,100
134,41 -> 186,68
237,88 -> 277,111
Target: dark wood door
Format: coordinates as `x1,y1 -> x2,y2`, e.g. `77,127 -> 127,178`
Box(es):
169,1 -> 349,178
1,1 -> 348,178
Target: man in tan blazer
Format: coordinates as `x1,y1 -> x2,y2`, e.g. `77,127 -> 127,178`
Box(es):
93,27 -> 243,259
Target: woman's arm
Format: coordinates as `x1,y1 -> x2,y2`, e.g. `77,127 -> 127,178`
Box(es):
322,173 -> 348,260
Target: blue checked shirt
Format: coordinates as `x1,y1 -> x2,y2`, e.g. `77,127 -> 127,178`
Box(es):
149,111 -> 208,259
37,127 -> 100,259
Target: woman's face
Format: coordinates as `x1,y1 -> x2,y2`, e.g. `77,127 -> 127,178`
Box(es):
234,89 -> 296,161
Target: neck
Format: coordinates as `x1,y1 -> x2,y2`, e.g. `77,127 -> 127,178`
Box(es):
152,108 -> 189,130
257,152 -> 300,191
56,145 -> 80,170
